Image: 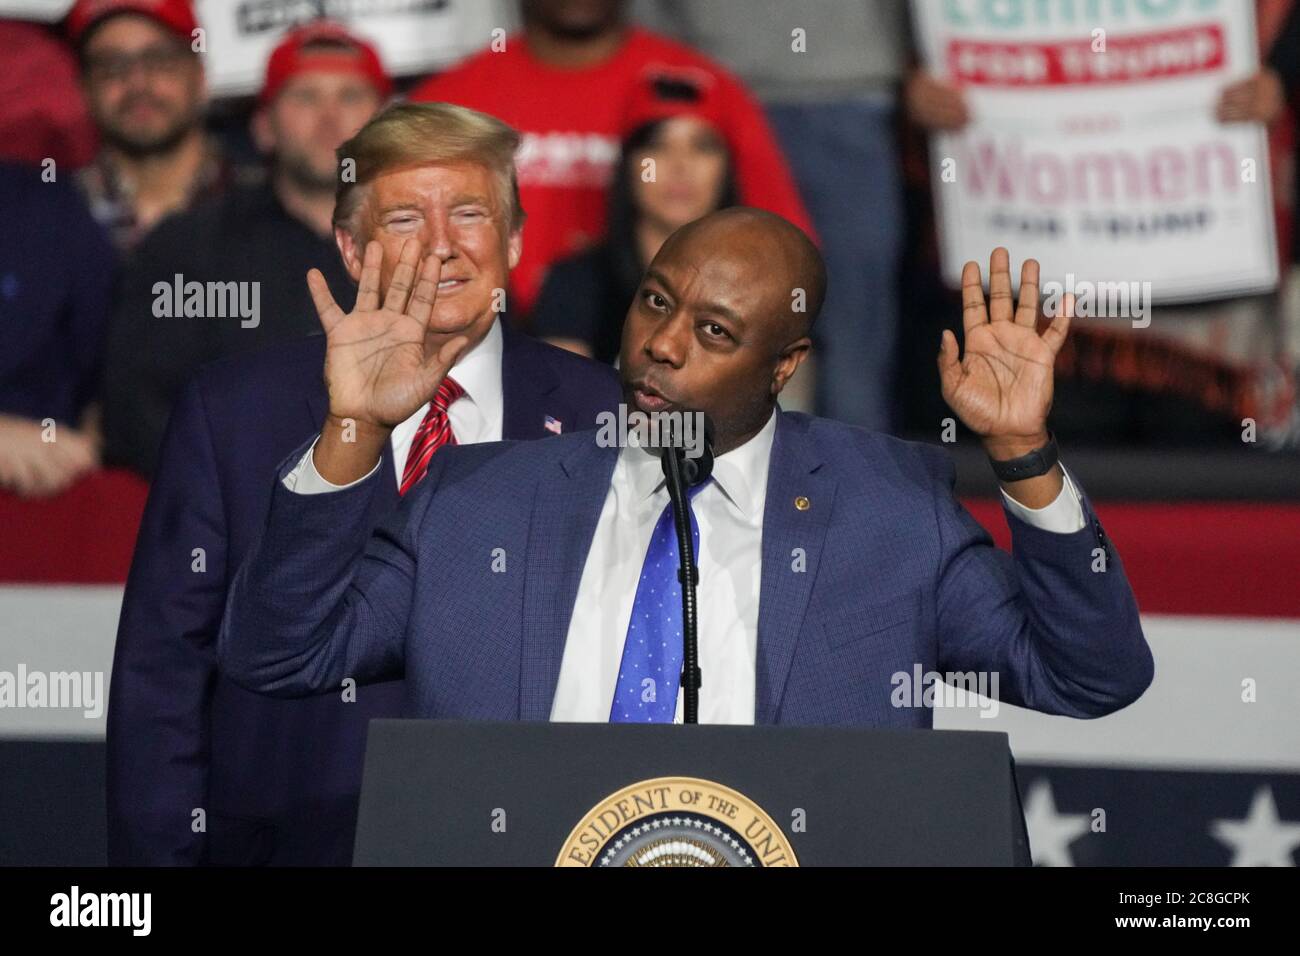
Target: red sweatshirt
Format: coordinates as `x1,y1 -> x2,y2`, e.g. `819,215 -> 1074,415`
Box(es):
410,26 -> 814,320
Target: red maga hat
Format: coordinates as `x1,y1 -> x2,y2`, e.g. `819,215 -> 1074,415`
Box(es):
621,64 -> 730,144
67,0 -> 198,45
259,21 -> 392,107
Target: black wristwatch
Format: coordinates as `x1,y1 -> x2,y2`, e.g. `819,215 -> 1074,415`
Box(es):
988,431 -> 1059,482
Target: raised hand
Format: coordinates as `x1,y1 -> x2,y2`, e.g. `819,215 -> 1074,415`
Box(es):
308,238 -> 469,429
938,248 -> 1071,460
904,68 -> 971,131
1216,68 -> 1285,125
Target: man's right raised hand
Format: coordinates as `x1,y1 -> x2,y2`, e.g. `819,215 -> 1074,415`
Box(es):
308,238 -> 469,428
305,239 -> 470,485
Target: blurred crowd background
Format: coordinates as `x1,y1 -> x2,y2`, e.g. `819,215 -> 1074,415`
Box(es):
1,0 -> 1297,506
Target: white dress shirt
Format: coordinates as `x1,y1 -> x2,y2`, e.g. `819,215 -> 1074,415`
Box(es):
551,410 -> 779,725
285,319 -> 504,492
550,411 -> 1086,724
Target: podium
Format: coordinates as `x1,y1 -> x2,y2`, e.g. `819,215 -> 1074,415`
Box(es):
353,719 -> 1031,866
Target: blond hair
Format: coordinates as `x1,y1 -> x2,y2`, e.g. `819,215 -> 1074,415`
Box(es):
332,101 -> 525,236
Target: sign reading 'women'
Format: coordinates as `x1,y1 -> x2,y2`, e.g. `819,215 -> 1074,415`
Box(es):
913,0 -> 1278,304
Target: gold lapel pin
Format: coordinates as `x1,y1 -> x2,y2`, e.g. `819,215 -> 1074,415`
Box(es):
794,496 -> 811,511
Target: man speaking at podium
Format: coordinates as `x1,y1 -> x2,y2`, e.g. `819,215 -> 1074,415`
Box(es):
220,208 -> 1153,729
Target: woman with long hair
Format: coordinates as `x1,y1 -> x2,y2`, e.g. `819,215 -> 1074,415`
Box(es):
533,68 -> 737,363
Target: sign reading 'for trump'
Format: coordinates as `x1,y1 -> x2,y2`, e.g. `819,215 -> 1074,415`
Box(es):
913,0 -> 1278,303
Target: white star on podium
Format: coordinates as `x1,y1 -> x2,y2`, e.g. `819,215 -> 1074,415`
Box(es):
1210,787 -> 1300,867
1022,780 -> 1090,867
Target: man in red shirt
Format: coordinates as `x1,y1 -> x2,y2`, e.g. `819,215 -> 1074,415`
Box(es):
409,0 -> 813,322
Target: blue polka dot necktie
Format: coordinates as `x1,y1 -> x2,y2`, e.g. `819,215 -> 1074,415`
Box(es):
610,480 -> 709,723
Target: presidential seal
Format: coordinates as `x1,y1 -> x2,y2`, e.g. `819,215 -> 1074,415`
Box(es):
556,776 -> 798,867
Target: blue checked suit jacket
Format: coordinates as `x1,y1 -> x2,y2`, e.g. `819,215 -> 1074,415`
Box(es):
220,411 -> 1153,732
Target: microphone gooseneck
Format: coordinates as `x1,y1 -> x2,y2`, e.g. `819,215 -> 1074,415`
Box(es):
659,414 -> 714,724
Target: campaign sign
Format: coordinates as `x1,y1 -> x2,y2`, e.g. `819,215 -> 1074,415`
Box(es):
912,0 -> 1278,303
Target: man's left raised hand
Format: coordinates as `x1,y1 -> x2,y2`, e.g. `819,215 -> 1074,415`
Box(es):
938,248 -> 1072,507
938,248 -> 1070,454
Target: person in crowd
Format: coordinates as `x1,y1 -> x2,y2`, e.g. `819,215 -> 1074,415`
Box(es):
0,162 -> 115,497
409,0 -> 812,323
69,0 -> 232,253
634,0 -> 916,430
107,102 -> 620,865
99,21 -> 389,478
1248,0 -> 1300,447
901,3 -> 1299,449
0,18 -> 97,170
533,67 -> 737,364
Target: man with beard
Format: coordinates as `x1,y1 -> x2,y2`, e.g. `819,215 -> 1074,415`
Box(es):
70,0 -> 229,252
99,21 -> 389,477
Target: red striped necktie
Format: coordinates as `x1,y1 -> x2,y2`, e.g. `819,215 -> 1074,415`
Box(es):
398,376 -> 465,496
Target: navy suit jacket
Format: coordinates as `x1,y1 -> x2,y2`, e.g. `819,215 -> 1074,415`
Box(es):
220,412 -> 1153,750
106,320 -> 621,865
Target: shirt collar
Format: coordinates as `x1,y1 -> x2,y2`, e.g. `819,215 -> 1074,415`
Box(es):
623,408 -> 778,519
391,317 -> 504,442
448,317 -> 504,414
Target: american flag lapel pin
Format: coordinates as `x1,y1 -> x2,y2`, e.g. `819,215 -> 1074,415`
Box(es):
544,415 -> 563,435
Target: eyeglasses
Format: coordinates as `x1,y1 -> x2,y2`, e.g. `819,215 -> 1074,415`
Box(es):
85,46 -> 192,83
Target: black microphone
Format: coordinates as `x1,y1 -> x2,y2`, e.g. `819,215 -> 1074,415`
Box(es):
674,416 -> 714,488
659,412 -> 713,724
